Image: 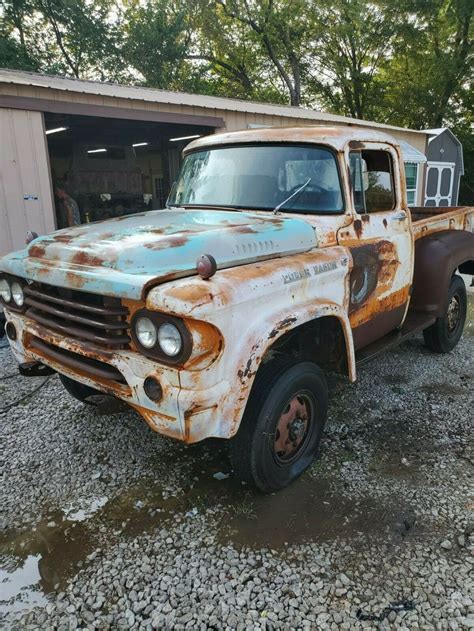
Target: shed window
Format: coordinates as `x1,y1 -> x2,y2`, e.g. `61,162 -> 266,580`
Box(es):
405,163 -> 418,206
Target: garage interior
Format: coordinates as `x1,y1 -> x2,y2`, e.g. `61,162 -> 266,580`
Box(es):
44,112 -> 213,228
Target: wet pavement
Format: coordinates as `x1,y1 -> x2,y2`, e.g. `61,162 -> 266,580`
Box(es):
0,291 -> 473,624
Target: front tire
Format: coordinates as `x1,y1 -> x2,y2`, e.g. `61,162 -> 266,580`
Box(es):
230,359 -> 327,493
59,374 -> 102,404
423,275 -> 467,353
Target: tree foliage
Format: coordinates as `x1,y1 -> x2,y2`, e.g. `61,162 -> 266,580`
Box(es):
0,0 -> 472,200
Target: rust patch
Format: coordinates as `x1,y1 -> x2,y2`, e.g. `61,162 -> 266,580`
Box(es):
29,244 -> 46,259
234,226 -> 259,235
144,236 -> 188,250
52,234 -> 75,244
348,240 -> 400,314
349,140 -> 365,149
71,251 -> 104,267
268,315 -> 298,339
354,219 -> 363,239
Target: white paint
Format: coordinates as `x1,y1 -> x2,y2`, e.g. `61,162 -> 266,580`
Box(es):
424,161 -> 455,206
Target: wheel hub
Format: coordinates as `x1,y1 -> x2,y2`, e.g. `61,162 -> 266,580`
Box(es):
274,393 -> 312,463
447,295 -> 460,334
289,417 -> 306,441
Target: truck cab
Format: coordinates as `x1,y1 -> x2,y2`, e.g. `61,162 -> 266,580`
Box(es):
1,126 -> 473,492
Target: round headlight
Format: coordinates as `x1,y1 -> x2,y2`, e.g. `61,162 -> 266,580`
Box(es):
0,279 -> 11,303
158,323 -> 182,357
135,316 -> 158,349
11,282 -> 24,307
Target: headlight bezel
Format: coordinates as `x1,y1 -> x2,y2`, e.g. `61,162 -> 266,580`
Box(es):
0,275 -> 27,312
131,309 -> 192,365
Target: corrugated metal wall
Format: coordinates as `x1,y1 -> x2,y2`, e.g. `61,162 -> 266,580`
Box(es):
0,108 -> 55,256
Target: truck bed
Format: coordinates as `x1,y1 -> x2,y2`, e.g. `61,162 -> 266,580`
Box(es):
410,206 -> 474,240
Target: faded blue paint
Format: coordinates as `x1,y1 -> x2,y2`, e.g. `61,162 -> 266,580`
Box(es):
0,209 -> 316,299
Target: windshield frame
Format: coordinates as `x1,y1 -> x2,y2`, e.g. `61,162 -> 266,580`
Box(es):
170,142 -> 346,215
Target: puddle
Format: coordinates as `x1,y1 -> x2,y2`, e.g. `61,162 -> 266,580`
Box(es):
381,374 -> 409,386
0,555 -> 48,614
63,496 -> 109,522
0,449 -> 418,619
219,475 -> 417,549
420,383 -> 466,396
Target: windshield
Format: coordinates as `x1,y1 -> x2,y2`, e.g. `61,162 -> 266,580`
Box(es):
168,144 -> 344,214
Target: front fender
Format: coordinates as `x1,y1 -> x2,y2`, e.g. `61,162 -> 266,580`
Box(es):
147,248 -> 354,441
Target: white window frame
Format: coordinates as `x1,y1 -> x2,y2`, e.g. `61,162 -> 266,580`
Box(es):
424,161 -> 455,206
404,162 -> 420,206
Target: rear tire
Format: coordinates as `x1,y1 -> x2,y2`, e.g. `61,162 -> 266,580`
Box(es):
59,374 -> 101,404
230,358 -> 327,493
423,275 -> 467,353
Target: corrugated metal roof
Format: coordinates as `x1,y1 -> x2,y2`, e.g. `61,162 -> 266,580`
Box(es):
0,68 -> 427,135
398,140 -> 427,163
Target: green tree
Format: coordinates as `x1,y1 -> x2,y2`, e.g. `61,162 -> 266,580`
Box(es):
215,0 -> 316,105
376,0 -> 473,128
306,0 -> 405,120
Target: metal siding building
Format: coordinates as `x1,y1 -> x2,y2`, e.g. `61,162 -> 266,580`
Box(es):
0,69 -> 456,256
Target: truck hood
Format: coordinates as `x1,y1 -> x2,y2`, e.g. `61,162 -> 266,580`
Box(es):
0,208 -> 316,300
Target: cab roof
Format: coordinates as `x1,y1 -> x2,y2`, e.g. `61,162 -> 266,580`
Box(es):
185,125 -> 400,154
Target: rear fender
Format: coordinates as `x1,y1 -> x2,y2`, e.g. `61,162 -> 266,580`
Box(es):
411,230 -> 474,315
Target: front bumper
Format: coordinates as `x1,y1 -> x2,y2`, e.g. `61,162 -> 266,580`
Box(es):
4,309 -> 229,442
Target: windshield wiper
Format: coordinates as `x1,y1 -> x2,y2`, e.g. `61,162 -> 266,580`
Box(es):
273,178 -> 312,215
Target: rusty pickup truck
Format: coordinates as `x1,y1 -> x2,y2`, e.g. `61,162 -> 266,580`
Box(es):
1,126 -> 473,492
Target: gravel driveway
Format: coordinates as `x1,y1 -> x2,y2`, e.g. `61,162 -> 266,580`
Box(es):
1,289 -> 473,629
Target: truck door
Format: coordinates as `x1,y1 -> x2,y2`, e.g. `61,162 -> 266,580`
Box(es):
338,142 -> 413,350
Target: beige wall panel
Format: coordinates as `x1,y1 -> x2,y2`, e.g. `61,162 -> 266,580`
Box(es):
0,108 -> 55,256
0,85 -> 20,96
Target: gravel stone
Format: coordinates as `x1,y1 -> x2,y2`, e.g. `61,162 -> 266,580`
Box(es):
1,289 -> 473,629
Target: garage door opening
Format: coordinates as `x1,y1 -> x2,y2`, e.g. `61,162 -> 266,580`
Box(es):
44,113 -> 213,228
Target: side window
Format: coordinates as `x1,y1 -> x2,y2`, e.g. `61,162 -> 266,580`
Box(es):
362,150 -> 395,212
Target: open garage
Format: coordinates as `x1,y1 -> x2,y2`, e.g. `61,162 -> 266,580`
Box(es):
44,113 -> 213,226
0,69 -> 464,257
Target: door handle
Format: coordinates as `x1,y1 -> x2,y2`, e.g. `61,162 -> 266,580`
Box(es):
393,211 -> 407,221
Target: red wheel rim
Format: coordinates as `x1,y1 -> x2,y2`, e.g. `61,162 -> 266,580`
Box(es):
274,392 -> 312,464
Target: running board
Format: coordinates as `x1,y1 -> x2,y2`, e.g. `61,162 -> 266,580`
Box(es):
356,312 -> 436,366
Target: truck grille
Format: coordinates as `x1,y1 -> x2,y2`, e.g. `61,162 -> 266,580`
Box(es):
24,283 -> 130,349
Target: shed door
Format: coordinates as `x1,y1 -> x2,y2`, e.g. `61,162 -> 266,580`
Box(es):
0,108 -> 56,256
424,161 -> 455,206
